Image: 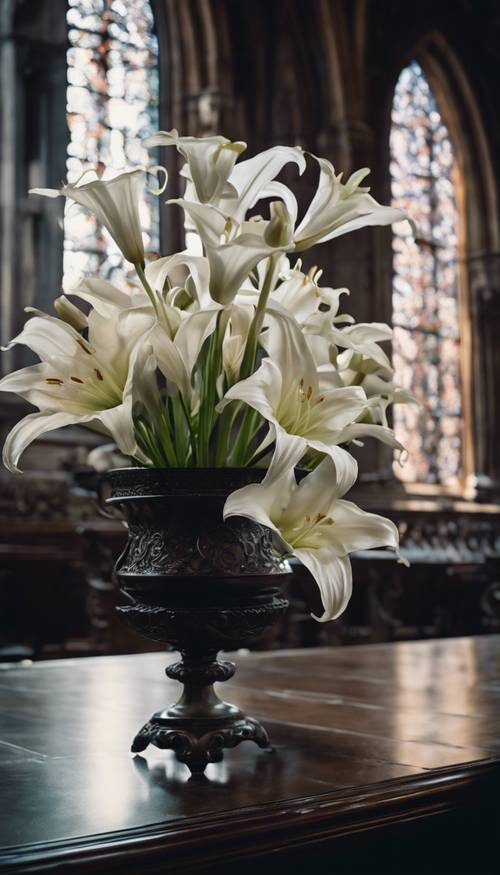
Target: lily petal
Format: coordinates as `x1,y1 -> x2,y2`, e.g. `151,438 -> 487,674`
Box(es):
224,428 -> 307,543
145,252 -> 211,308
225,145 -> 306,222
2,410 -> 92,473
294,549 -> 353,622
145,130 -> 246,203
337,421 -> 405,450
3,315 -> 81,360
208,234 -> 281,305
69,278 -> 137,316
169,198 -> 227,248
173,307 -> 220,379
150,324 -> 192,401
330,499 -> 400,554
280,452 -> 357,538
54,296 -> 88,331
294,157 -> 409,251
32,169 -> 145,265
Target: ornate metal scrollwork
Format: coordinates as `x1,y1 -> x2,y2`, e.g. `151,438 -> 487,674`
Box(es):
109,467 -> 291,775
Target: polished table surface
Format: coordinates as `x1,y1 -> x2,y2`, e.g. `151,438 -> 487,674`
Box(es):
0,635 -> 499,873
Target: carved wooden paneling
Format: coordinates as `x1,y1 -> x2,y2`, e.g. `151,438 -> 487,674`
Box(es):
1,465 -> 499,657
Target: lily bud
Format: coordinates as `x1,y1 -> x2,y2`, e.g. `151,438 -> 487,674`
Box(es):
54,295 -> 87,331
264,201 -> 293,248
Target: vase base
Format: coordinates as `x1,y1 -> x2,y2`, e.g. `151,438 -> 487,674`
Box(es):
131,714 -> 270,774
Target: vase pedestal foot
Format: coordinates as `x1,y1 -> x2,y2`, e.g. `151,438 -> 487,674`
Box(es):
131,714 -> 270,775
127,650 -> 272,774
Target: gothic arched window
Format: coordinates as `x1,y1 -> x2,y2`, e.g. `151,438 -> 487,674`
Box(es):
390,60 -> 463,487
64,0 -> 160,290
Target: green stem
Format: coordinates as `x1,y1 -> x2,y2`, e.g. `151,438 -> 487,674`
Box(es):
160,405 -> 180,467
135,419 -> 167,467
198,316 -> 222,465
230,406 -> 260,466
214,402 -> 237,467
170,397 -> 188,465
179,393 -> 197,465
246,440 -> 274,468
135,262 -> 159,316
239,255 -> 278,380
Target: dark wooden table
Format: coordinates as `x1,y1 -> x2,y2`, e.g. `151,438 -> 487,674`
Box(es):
1,636 -> 499,874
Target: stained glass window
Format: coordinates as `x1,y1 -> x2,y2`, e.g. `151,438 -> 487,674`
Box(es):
390,60 -> 462,486
64,0 -> 159,290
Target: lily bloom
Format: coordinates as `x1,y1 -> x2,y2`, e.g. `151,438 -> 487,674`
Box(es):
68,277 -> 148,317
293,160 -> 411,251
144,129 -> 246,204
168,199 -> 283,305
224,431 -> 401,621
221,312 -> 367,463
269,265 -> 351,327
30,168 -> 152,266
233,156 -> 411,252
0,307 -> 156,472
146,129 -> 306,221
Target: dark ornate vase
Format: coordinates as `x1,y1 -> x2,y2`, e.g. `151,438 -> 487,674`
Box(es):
107,467 -> 291,775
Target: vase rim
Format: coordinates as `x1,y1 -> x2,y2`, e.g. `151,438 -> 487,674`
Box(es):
106,466 -> 259,473
105,465 -> 268,501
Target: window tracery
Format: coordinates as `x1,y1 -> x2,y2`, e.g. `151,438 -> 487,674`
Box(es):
390,60 -> 462,486
64,0 -> 159,290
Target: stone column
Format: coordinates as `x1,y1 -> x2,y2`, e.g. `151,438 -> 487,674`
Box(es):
0,0 -> 18,372
467,251 -> 500,498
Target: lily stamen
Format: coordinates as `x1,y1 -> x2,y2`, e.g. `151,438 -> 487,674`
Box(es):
76,339 -> 92,355
286,510 -> 336,547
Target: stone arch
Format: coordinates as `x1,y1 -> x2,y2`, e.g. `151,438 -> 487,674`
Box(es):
382,32 -> 499,495
417,32 -> 499,253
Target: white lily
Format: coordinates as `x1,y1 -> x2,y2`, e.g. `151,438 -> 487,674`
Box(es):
70,258 -> 205,344
328,323 -> 394,371
293,160 -> 411,251
146,131 -> 306,222
0,307 -> 156,472
170,163 -> 408,308
224,431 -> 400,621
245,157 -> 411,254
144,251 -> 211,311
144,129 -> 246,204
221,305 -> 254,386
221,312 -> 367,462
68,266 -> 209,396
53,295 -> 88,331
68,277 -> 148,318
318,347 -> 408,450
270,265 -> 351,327
30,168 -> 152,266
224,145 -> 306,222
361,374 -> 419,429
170,199 -> 283,305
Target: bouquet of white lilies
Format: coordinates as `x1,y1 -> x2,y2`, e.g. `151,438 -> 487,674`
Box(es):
0,130 -> 415,622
